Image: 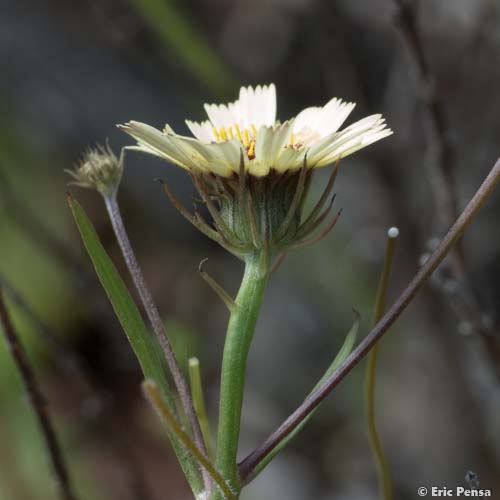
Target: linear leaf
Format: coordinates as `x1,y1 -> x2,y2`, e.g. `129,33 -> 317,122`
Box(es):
245,312 -> 361,482
68,194 -> 203,494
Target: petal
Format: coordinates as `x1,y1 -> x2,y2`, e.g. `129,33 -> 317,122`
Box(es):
292,98 -> 356,139
238,84 -> 276,129
321,128 -> 393,163
163,129 -> 244,177
308,115 -> 384,163
311,116 -> 393,167
166,135 -> 242,177
185,120 -> 215,143
316,98 -> 356,137
273,146 -> 307,173
201,138 -> 245,176
254,121 -> 294,169
203,102 -> 239,129
292,106 -> 323,135
120,121 -> 239,175
119,121 -> 198,172
202,84 -> 276,133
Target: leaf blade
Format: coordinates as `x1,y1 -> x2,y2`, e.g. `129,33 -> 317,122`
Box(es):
68,194 -> 203,494
244,312 -> 361,482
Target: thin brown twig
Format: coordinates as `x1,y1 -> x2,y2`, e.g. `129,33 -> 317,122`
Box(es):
239,156 -> 500,482
393,0 -> 500,381
395,0 -> 487,325
0,275 -> 155,500
0,289 -> 78,500
393,0 -> 458,229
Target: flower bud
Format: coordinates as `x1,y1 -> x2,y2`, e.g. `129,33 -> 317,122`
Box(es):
67,143 -> 123,196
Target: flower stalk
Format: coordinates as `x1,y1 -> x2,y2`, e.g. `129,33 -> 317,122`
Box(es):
102,193 -> 212,494
215,252 -> 270,495
365,227 -> 398,500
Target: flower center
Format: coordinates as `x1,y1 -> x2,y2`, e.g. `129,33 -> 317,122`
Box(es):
212,124 -> 258,159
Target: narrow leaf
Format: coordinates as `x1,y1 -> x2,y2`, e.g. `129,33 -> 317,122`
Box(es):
143,380 -> 236,500
243,312 -> 361,482
189,357 -> 213,459
312,310 -> 360,391
68,194 -> 203,494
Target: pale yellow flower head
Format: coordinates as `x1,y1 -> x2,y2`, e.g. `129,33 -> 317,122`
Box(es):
119,84 -> 392,178
118,85 -> 392,258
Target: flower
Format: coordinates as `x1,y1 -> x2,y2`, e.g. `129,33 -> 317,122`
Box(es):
119,84 -> 391,178
119,85 -> 392,260
67,143 -> 124,196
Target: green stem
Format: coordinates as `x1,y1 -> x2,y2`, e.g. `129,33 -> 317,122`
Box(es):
215,253 -> 269,495
365,228 -> 397,500
365,344 -> 393,500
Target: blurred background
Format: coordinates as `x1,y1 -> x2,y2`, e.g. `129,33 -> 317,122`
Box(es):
1,0 -> 499,498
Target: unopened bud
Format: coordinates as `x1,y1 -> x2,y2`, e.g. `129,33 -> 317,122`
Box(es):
67,143 -> 123,196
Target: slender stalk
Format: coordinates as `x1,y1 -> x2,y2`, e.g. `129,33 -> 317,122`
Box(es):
103,193 -> 211,494
143,381 -> 236,500
189,357 -> 213,459
239,156 -> 500,481
0,290 -> 78,500
365,228 -> 398,500
215,253 -> 270,494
